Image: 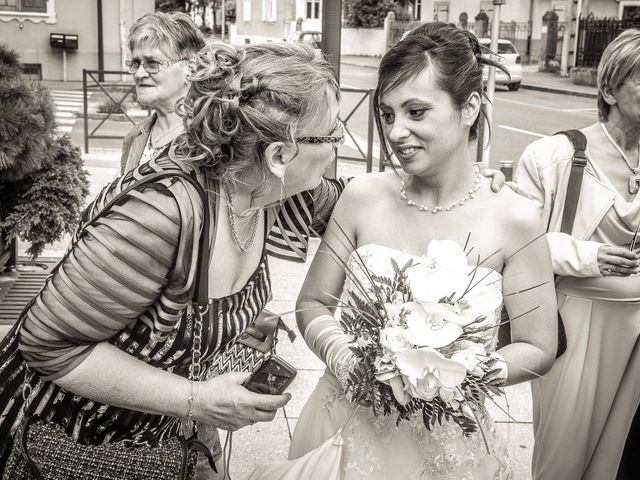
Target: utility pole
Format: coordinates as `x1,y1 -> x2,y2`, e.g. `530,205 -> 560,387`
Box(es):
119,0 -> 128,81
321,0 -> 342,178
321,0 -> 342,83
482,0 -> 503,165
97,0 -> 104,81
221,0 -> 226,41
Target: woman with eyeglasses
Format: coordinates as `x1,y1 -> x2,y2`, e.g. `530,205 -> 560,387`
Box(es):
120,11 -> 204,174
0,40 -> 352,479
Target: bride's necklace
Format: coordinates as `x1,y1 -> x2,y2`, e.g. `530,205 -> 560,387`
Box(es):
151,123 -> 183,147
223,183 -> 260,252
600,122 -> 640,194
400,164 -> 481,214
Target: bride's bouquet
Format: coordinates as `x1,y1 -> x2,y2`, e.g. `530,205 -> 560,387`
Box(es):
336,238 -> 507,437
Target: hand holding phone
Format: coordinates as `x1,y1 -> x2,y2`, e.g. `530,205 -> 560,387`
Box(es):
243,355 -> 297,395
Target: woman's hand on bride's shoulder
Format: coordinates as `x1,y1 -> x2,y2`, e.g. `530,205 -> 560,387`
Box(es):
505,181 -> 534,199
193,371 -> 291,431
476,165 -> 534,198
477,164 -> 506,192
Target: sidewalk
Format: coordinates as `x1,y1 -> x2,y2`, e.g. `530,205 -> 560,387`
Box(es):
341,55 -> 597,99
5,151 -> 535,479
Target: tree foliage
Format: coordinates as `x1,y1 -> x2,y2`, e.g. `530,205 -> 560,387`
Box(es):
343,0 -> 416,28
343,0 -> 394,28
0,44 -> 90,258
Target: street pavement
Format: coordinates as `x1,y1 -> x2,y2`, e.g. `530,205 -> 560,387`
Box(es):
9,63 -> 601,478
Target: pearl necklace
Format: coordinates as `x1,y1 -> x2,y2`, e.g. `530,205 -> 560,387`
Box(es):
400,165 -> 481,214
223,184 -> 260,252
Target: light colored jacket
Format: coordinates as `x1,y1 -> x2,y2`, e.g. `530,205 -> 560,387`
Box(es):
515,132 -> 616,278
119,113 -> 156,174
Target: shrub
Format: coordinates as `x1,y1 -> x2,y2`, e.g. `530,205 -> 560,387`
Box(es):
343,0 -> 394,28
96,100 -> 124,114
0,43 -> 90,259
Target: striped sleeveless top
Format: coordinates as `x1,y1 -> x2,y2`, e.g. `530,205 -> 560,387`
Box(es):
0,156 -> 347,467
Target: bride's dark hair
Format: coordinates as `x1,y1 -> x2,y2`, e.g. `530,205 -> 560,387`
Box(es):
374,22 -> 508,163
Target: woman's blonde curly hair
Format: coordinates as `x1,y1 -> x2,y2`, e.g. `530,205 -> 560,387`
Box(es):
170,42 -> 339,187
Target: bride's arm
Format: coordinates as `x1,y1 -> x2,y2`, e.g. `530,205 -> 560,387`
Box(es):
296,181 -> 363,375
497,193 -> 558,385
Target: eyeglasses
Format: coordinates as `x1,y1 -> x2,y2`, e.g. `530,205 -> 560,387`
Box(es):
125,58 -> 188,74
297,120 -> 346,146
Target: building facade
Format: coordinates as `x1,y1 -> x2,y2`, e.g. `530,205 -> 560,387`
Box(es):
0,0 -> 154,81
232,0 -> 322,44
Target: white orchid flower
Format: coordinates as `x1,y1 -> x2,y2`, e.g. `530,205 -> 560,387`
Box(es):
402,302 -> 463,348
395,348 -> 467,392
454,284 -> 503,327
406,240 -> 469,304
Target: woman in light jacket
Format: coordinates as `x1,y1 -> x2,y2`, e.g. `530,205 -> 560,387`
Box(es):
515,29 -> 640,480
119,11 -> 204,174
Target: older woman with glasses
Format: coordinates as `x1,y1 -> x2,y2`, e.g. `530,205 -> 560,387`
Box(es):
515,29 -> 640,480
119,11 -> 205,174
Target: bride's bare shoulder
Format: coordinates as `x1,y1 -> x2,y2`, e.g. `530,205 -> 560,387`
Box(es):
340,172 -> 399,201
491,185 -> 545,240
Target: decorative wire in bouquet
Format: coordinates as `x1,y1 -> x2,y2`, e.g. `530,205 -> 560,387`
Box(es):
321,226 -> 536,453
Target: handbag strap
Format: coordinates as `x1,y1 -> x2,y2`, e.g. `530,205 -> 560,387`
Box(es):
90,169 -> 212,305
21,168 -> 216,415
554,130 -> 587,235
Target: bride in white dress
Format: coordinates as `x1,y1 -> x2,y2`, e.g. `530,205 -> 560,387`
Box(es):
288,23 -> 559,479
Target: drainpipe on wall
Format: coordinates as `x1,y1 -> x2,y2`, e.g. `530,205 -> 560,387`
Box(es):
119,0 -> 128,81
321,0 -> 342,178
97,0 -> 104,81
573,0 -> 583,68
526,0 -> 534,63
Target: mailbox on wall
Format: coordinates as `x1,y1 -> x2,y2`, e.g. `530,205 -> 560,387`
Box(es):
50,33 -> 78,50
50,33 -> 65,49
64,34 -> 78,50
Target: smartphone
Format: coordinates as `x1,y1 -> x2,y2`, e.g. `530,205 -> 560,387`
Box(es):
243,355 -> 297,395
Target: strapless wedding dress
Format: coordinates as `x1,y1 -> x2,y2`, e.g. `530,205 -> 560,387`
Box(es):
289,244 -> 512,480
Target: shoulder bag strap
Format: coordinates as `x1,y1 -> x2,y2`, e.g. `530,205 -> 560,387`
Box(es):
83,170 -> 212,305
554,129 -> 588,235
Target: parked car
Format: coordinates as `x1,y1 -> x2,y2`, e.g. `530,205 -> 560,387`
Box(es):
478,38 -> 523,91
285,31 -> 322,49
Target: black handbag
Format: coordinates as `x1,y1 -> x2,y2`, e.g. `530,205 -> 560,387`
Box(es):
498,129 -> 587,359
3,170 -> 215,480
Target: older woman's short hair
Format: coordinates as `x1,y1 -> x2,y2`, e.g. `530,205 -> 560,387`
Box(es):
597,28 -> 640,121
128,11 -> 205,59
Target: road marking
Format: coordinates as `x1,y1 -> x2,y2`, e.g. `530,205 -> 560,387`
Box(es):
56,118 -> 77,125
495,96 -> 596,117
50,90 -> 89,134
54,111 -> 75,118
340,83 -> 363,89
498,125 -> 546,138
50,90 -> 84,95
55,100 -> 83,106
55,105 -> 81,112
561,107 -> 598,113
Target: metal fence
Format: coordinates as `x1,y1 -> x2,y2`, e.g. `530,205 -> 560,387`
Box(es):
576,17 -> 640,67
496,21 -> 532,62
387,20 -> 422,49
337,87 -> 378,173
82,69 -> 140,153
